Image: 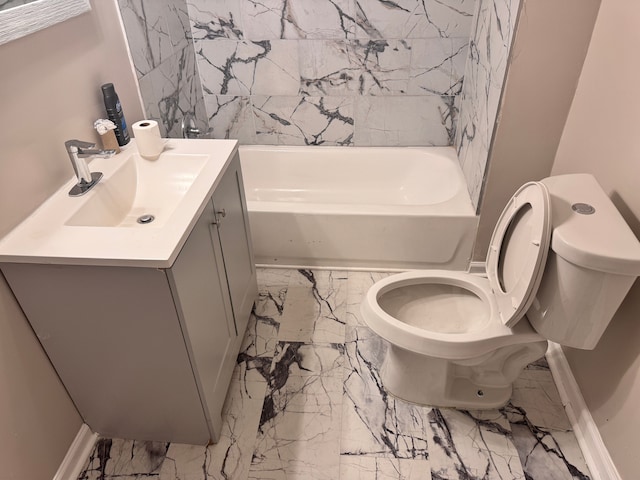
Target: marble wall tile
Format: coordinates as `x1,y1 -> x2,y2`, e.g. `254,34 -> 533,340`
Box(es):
203,94 -> 256,143
120,0 -> 529,215
355,0 -> 475,40
118,0 -> 192,75
138,45 -> 207,137
356,39 -> 412,95
118,0 -> 175,78
339,456 -> 432,479
187,0 -> 244,40
165,0 -> 192,51
408,38 -> 457,95
450,36 -> 469,94
118,0 -> 208,138
354,95 -> 454,146
455,0 -> 521,209
253,96 -> 355,146
183,0 -> 478,147
299,40 -> 360,95
241,0 -> 356,40
196,39 -> 300,96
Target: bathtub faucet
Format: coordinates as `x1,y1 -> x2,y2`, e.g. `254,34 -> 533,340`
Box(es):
65,139 -> 116,197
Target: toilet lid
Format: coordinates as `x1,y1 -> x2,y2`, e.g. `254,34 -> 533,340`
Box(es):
486,182 -> 552,328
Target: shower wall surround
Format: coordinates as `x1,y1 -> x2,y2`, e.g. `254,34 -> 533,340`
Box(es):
117,0 -> 518,206
455,0 -> 521,209
118,0 -> 207,137
188,0 -> 476,146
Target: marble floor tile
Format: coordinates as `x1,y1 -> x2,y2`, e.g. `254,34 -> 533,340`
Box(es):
256,268 -> 293,287
505,402 -> 590,480
552,430 -> 591,478
78,438 -> 168,479
277,269 -> 348,343
509,422 -> 590,480
249,342 -> 344,480
287,268 -> 348,287
428,408 -> 525,479
509,365 -> 571,431
254,286 -> 288,319
234,311 -> 280,383
76,268 -> 591,480
157,443 -> 208,480
341,326 -> 430,459
205,377 -> 267,480
346,270 -> 392,327
157,377 -> 265,480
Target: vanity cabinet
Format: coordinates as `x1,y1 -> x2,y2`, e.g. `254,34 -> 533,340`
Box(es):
1,152 -> 257,445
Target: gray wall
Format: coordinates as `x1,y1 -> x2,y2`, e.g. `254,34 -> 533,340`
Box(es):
472,0 -> 600,260
0,1 -> 144,478
552,0 -> 640,476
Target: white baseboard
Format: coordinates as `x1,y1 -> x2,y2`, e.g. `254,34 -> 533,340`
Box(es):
53,424 -> 98,480
546,342 -> 621,480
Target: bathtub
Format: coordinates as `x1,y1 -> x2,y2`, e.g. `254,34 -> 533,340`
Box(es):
239,146 -> 478,270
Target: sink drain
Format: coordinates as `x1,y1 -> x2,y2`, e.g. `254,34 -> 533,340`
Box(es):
137,214 -> 155,224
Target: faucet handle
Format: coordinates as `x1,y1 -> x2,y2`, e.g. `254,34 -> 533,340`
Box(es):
65,139 -> 96,152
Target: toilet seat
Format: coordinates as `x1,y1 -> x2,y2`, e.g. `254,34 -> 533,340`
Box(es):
361,182 -> 552,360
486,182 -> 552,327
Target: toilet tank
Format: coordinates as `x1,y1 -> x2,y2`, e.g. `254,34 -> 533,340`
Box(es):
527,174 -> 640,349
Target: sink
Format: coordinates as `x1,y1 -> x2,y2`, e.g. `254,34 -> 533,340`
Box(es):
0,139 -> 239,267
66,152 -> 208,227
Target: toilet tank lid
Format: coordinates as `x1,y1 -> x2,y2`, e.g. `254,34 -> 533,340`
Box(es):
541,174 -> 640,276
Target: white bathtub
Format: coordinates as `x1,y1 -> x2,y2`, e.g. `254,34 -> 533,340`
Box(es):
239,146 -> 478,270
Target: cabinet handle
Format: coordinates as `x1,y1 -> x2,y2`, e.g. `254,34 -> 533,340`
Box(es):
212,208 -> 226,225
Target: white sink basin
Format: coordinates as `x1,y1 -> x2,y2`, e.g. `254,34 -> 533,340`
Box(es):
0,139 -> 238,267
66,152 -> 208,227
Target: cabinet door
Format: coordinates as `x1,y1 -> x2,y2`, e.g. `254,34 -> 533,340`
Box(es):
168,199 -> 235,441
2,261 -> 211,445
212,153 -> 257,335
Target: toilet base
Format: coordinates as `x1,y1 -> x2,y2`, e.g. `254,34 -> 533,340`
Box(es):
380,341 -> 548,409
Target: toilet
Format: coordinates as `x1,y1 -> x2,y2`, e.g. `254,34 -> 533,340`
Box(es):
360,174 -> 640,409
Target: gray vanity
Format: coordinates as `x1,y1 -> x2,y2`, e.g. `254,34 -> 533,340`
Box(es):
0,139 -> 257,444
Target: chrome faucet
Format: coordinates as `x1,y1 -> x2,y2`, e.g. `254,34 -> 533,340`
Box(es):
65,139 -> 116,196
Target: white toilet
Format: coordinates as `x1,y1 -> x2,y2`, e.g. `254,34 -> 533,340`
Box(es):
360,174 -> 640,409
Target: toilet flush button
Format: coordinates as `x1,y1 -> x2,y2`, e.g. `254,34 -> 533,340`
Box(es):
572,203 -> 595,215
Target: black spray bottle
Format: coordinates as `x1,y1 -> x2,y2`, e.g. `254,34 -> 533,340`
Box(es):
101,83 -> 130,146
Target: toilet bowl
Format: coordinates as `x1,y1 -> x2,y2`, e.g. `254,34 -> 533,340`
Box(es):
361,174 -> 640,408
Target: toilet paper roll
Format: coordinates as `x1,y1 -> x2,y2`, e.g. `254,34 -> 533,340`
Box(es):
132,120 -> 164,160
